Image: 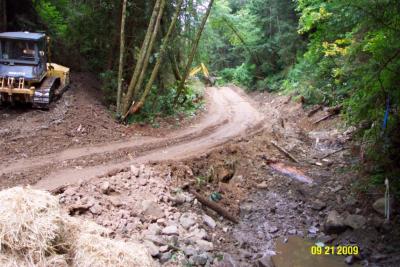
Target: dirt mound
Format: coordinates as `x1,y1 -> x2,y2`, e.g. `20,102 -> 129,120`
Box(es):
0,187 -> 155,267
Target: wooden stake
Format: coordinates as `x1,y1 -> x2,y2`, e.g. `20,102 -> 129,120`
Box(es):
270,140 -> 299,163
190,190 -> 238,224
320,147 -> 346,159
307,105 -> 322,117
313,113 -> 336,125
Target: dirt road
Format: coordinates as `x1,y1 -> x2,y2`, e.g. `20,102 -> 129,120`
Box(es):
0,82 -> 264,191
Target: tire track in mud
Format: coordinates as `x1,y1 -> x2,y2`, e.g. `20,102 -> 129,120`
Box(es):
0,86 -> 264,191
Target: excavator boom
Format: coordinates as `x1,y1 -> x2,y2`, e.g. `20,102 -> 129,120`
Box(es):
189,63 -> 215,86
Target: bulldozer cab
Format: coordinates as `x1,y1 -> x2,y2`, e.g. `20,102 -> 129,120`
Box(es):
0,32 -> 47,82
0,32 -> 70,109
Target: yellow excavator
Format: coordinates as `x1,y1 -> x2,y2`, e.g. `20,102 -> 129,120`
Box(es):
0,32 -> 70,109
189,63 -> 216,86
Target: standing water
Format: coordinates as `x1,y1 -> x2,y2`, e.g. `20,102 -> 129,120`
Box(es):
272,236 -> 360,267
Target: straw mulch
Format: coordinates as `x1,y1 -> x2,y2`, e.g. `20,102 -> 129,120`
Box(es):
0,187 -> 156,267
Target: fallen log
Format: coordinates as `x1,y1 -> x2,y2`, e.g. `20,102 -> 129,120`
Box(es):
320,147 -> 346,159
270,140 -> 299,163
313,105 -> 342,124
313,113 -> 336,125
307,105 -> 322,117
189,190 -> 238,224
327,104 -> 342,115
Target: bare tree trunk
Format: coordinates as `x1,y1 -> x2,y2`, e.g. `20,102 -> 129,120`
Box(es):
0,0 -> 7,31
174,0 -> 215,104
116,0 -> 127,116
121,0 -> 163,115
125,0 -> 185,116
131,0 -> 166,100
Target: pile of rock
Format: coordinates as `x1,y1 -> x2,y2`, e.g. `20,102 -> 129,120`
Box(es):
59,164 -> 223,266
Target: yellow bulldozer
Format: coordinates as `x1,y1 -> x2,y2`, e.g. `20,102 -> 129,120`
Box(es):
0,32 -> 70,109
189,63 -> 216,86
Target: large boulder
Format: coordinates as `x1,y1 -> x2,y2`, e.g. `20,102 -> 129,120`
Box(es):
324,210 -> 347,234
344,214 -> 366,229
372,197 -> 393,216
179,213 -> 197,230
141,200 -> 164,219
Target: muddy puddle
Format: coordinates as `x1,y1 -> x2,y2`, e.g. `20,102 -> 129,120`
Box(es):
272,236 -> 360,267
269,163 -> 313,184
231,165 -> 361,266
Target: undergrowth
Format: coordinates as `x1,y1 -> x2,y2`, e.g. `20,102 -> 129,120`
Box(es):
126,81 -> 205,126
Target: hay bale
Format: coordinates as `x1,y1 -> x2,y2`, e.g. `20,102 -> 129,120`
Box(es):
65,217 -> 111,237
0,252 -> 68,267
41,254 -> 69,267
73,233 -> 156,267
0,187 -> 64,263
0,252 -> 27,267
0,187 -> 156,267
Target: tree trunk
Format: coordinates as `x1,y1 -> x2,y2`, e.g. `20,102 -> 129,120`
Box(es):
121,0 -> 163,115
116,0 -> 127,117
174,0 -> 215,104
126,0 -> 184,116
131,0 -> 166,101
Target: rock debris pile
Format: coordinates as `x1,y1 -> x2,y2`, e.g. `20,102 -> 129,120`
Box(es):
60,164 -> 228,266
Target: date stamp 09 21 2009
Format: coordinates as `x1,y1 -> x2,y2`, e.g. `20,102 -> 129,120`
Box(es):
310,245 -> 359,256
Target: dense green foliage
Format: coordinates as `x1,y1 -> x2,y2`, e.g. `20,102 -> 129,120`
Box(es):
199,0 -> 304,89
199,0 -> 400,193
286,0 -> 400,193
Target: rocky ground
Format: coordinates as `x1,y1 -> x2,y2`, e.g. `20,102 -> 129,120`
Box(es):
53,89 -> 399,266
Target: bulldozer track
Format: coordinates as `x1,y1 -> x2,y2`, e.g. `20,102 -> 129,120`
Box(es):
33,77 -> 60,109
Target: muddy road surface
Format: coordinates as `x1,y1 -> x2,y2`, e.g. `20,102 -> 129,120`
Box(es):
0,75 -> 264,190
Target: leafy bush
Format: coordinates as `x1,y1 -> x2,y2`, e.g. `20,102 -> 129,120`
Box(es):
33,0 -> 68,37
218,63 -> 254,89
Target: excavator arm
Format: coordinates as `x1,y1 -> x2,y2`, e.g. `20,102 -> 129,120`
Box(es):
189,63 -> 215,86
